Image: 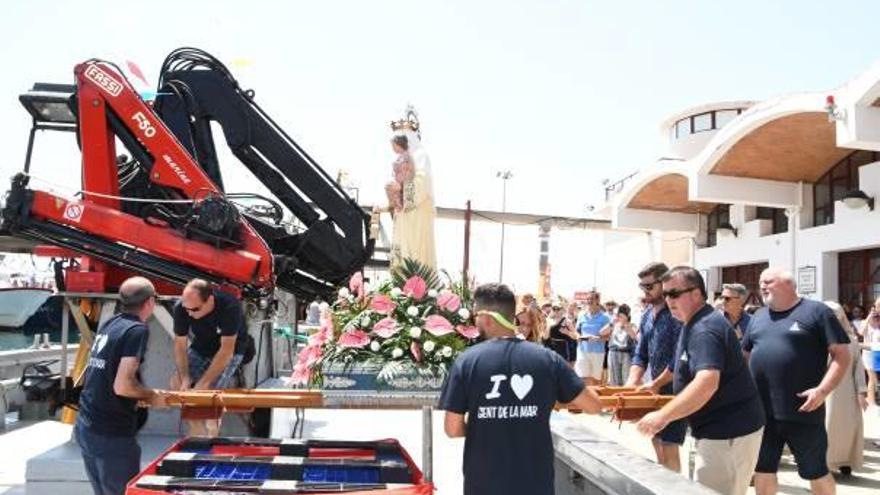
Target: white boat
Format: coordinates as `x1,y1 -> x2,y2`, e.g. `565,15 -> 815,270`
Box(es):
0,288 -> 53,329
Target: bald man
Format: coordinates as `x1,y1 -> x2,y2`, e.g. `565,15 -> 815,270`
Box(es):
742,268 -> 851,495
75,277 -> 167,495
171,278 -> 248,436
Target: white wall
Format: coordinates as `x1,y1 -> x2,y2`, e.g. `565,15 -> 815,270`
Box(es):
668,129 -> 721,161
597,230 -> 652,307
694,161 -> 880,302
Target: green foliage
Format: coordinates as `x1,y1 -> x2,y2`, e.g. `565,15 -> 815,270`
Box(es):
391,257 -> 442,290
442,269 -> 474,301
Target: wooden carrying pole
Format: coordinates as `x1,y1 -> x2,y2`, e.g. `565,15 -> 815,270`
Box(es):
160,388 -> 672,414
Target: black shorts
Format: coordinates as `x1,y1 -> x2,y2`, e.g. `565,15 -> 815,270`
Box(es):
656,417 -> 687,445
755,417 -> 829,480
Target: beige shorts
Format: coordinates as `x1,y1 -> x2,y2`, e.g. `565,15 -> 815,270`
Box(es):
694,427 -> 763,495
574,351 -> 604,380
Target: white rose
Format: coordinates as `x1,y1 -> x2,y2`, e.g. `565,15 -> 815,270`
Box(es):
390,287 -> 403,298
370,340 -> 381,352
423,340 -> 436,353
361,316 -> 371,328
391,348 -> 404,358
406,306 -> 419,317
339,287 -> 351,298
409,327 -> 422,339
458,308 -> 471,320
363,282 -> 372,293
441,346 -> 453,357
427,289 -> 439,298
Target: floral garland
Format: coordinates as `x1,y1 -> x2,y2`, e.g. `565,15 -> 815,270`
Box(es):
290,270 -> 477,386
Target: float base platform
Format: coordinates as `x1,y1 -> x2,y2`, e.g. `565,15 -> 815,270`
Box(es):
127,437 -> 432,495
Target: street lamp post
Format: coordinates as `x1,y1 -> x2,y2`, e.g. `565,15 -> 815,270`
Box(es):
497,170 -> 513,282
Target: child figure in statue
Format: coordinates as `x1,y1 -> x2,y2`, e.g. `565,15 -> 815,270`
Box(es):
384,135 -> 415,215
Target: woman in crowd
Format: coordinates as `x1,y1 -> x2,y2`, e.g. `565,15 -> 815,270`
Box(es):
545,303 -> 579,364
858,297 -> 880,405
824,301 -> 868,476
516,295 -> 547,343
600,304 -> 638,386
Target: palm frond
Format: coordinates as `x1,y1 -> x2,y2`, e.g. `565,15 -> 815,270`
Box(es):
391,258 -> 441,289
377,361 -> 407,384
441,269 -> 473,301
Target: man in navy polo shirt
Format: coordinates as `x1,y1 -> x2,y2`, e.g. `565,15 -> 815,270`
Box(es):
625,261 -> 686,472
636,266 -> 764,495
439,283 -> 603,495
171,278 -> 248,436
75,277 -> 167,495
743,268 -> 850,495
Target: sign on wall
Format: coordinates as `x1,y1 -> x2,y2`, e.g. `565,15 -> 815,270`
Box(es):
798,266 -> 817,294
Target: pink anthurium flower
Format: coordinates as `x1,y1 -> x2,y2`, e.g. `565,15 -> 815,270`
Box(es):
372,317 -> 401,338
290,364 -> 311,385
410,341 -> 422,362
425,315 -> 454,336
456,325 -> 480,339
338,330 -> 370,348
437,291 -> 461,312
349,272 -> 364,299
370,294 -> 397,315
403,276 -> 427,300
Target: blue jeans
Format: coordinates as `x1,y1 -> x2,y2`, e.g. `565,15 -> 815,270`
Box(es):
187,348 -> 244,388
74,422 -> 140,495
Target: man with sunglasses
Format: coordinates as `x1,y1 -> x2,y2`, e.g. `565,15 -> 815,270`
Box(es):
76,277 -> 168,495
439,283 -> 602,495
625,262 -> 686,472
718,283 -> 750,340
636,267 -> 763,494
171,278 -> 249,436
742,268 -> 850,495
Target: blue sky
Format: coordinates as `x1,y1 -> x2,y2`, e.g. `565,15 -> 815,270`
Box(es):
3,0 -> 878,214
1,0 -> 878,295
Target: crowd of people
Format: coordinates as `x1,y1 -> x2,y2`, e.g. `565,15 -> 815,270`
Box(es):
440,263 -> 880,495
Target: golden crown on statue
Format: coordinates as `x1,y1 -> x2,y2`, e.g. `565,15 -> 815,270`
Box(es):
390,104 -> 420,134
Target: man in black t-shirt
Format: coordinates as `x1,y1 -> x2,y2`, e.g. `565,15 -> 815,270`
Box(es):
636,266 -> 764,495
439,283 -> 602,495
171,278 -> 248,436
75,277 -> 167,495
743,268 -> 850,495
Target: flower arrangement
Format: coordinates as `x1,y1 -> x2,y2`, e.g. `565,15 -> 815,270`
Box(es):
290,259 -> 477,387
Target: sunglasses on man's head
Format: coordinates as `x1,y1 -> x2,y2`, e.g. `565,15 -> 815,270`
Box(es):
663,286 -> 697,299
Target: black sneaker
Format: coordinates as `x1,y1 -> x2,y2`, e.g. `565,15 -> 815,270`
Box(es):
839,466 -> 852,477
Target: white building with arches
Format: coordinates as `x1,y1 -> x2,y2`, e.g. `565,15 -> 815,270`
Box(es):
603,63 -> 880,309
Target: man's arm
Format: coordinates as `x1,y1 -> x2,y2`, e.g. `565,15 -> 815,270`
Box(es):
626,326 -> 650,387
194,335 -> 236,390
625,365 -> 645,387
638,367 -> 673,393
173,336 -> 191,390
114,357 -> 166,407
636,369 -> 720,437
444,412 -> 466,438
562,386 -> 603,414
798,343 -> 851,412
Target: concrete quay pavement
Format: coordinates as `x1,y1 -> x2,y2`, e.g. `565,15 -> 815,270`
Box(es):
569,405 -> 880,494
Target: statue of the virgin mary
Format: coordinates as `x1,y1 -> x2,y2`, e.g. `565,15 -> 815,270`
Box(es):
385,106 -> 437,269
